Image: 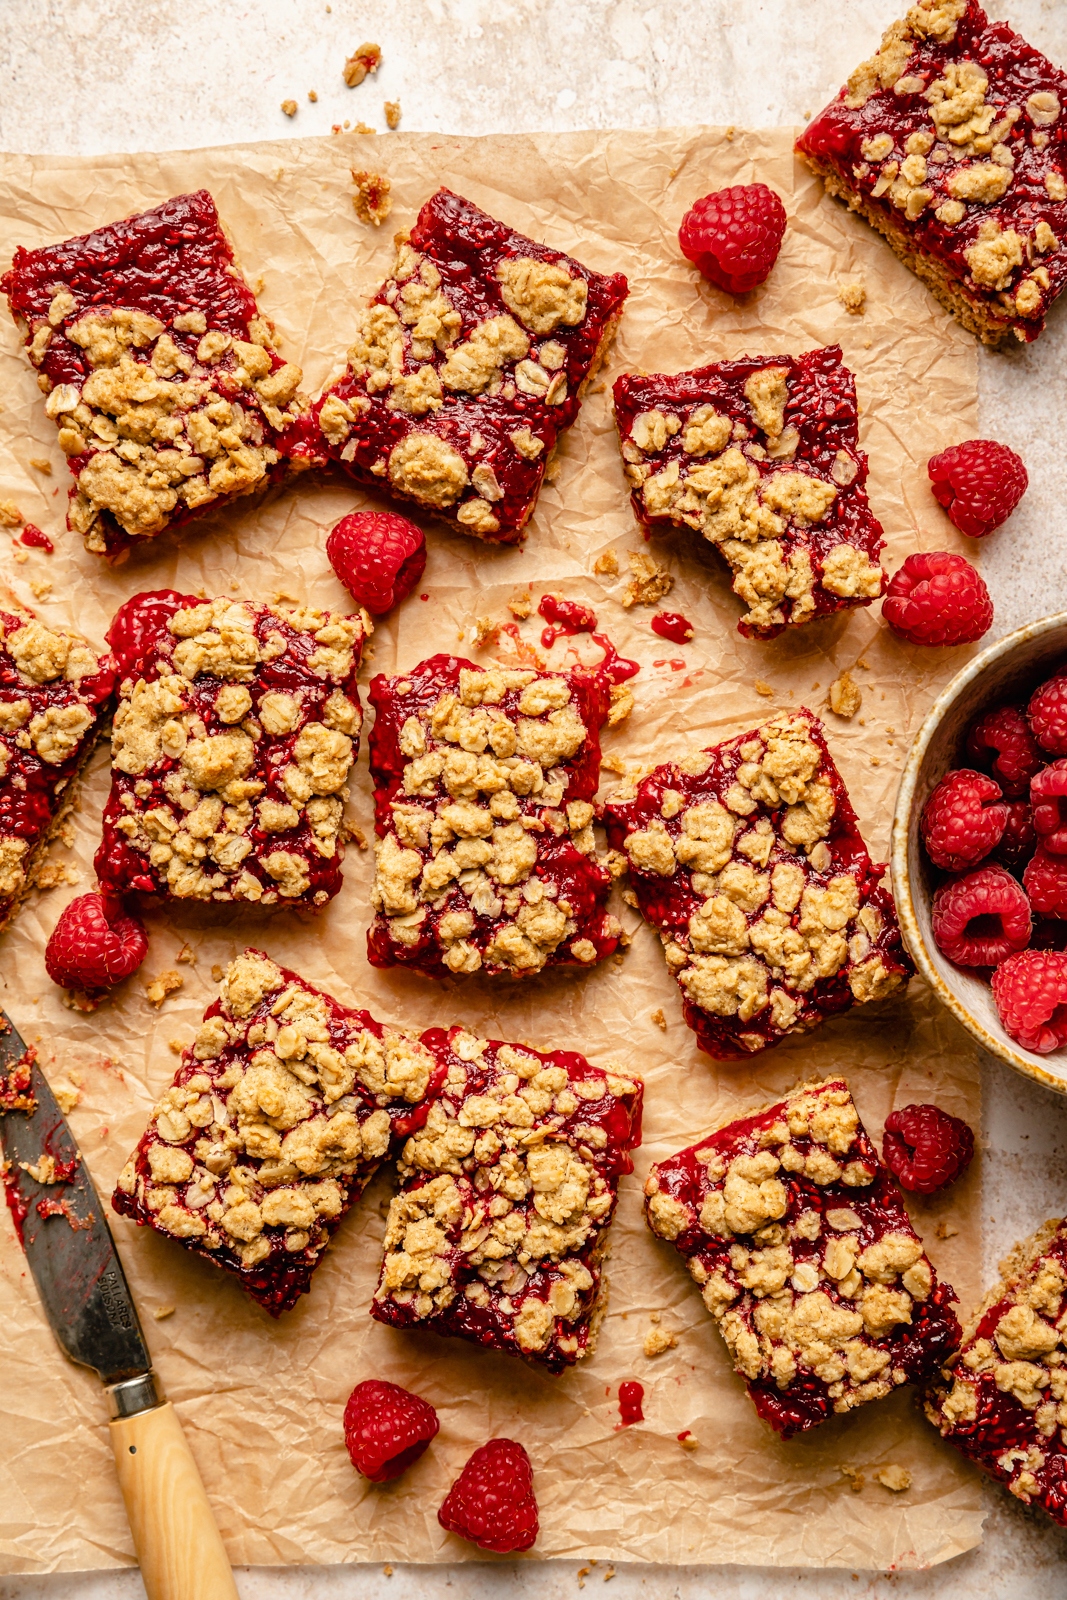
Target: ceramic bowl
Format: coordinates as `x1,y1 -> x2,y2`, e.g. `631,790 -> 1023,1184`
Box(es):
891,610 -> 1067,1095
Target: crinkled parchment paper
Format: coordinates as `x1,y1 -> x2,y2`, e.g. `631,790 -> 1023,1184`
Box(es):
0,127 -> 984,1574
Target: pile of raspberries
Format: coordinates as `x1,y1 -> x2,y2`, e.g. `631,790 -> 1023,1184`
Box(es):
921,668 -> 1067,1053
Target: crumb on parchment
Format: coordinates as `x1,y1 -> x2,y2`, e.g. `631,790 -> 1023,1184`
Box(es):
352,169 -> 392,227
144,970 -> 183,1007
384,100 -> 401,129
281,99 -> 298,118
829,670 -> 862,718
875,1465 -> 911,1492
838,280 -> 866,315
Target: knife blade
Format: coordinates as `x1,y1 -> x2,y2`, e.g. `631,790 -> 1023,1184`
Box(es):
0,1008 -> 150,1384
0,1004 -> 238,1600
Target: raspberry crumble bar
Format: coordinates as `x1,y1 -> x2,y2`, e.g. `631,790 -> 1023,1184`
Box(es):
94,589 -> 365,909
315,188 -> 628,545
370,1025 -> 642,1371
796,0 -> 1067,345
1,191 -> 320,559
613,347 -> 885,639
113,950 -> 444,1314
0,602 -> 116,931
927,1217 -> 1067,1524
367,655 -> 620,975
604,710 -> 911,1058
645,1077 -> 960,1436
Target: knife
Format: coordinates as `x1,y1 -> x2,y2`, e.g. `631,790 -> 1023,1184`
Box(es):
0,1005 -> 238,1600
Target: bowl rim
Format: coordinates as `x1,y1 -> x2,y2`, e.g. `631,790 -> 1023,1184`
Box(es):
891,608 -> 1067,1096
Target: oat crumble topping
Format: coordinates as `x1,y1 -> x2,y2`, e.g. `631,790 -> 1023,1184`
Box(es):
367,654 -> 621,976
371,1023 -> 642,1370
646,1077 -> 959,1434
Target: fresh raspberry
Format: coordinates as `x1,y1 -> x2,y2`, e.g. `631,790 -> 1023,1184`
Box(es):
991,800 -> 1036,874
881,552 -> 992,647
965,705 -> 1043,797
437,1439 -> 538,1553
920,768 -> 1006,872
326,511 -> 426,617
343,1380 -> 439,1483
882,1104 -> 975,1194
44,892 -> 148,992
1028,672 -> 1067,756
1031,759 -> 1067,854
1023,845 -> 1067,916
927,439 -> 1028,538
931,865 -> 1031,967
678,184 -> 787,294
992,949 -> 1067,1053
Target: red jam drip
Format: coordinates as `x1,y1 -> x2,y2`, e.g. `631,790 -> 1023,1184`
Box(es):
1,1165 -> 29,1245
652,658 -> 686,672
538,593 -> 598,649
651,611 -> 694,643
106,589 -> 191,679
19,525 -> 52,551
617,1381 -> 645,1426
591,634 -> 639,684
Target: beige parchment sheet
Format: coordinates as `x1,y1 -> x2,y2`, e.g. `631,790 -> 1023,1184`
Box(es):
0,128 -> 986,1574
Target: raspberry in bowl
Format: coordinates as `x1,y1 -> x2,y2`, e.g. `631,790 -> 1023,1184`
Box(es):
892,609 -> 1067,1092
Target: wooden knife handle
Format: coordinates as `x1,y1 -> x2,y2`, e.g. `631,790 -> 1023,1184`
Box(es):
110,1400 -> 239,1600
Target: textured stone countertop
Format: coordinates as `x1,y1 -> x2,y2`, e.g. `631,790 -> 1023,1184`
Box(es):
2,2 -> 1067,1595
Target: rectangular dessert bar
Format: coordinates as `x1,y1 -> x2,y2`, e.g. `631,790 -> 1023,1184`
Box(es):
112,949 -> 446,1315
796,0 -> 1067,345
613,346 -> 885,640
315,187 -> 628,545
0,600 -> 116,931
367,654 -> 621,976
371,1024 -> 643,1371
1,190 -> 321,559
926,1217 -> 1067,1524
645,1077 -> 960,1436
94,589 -> 366,910
603,709 -> 912,1058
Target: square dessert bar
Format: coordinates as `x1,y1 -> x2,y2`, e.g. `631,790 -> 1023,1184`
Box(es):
927,1218 -> 1067,1525
94,589 -> 366,909
1,190 -> 321,559
613,346 -> 885,640
0,602 -> 116,931
371,1025 -> 643,1371
113,950 -> 445,1315
315,187 -> 628,545
797,0 -> 1067,345
367,654 -> 621,976
646,1077 -> 960,1436
603,709 -> 912,1058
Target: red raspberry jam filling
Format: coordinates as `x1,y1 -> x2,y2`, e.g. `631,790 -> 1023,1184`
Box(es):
314,188 -> 628,546
94,589 -> 365,910
797,2 -> 1067,345
1,190 -> 321,559
646,1077 -> 960,1437
112,950 -> 446,1315
367,653 -> 620,977
927,1218 -> 1067,1526
0,605 -> 116,927
371,1024 -> 642,1372
605,709 -> 911,1058
613,346 -> 884,639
